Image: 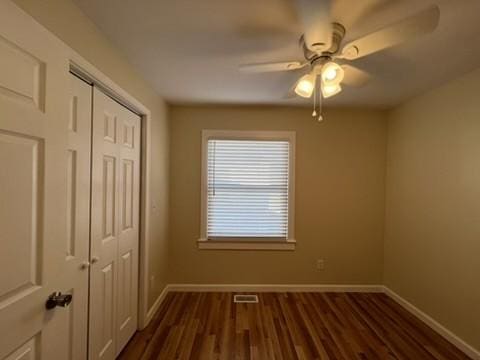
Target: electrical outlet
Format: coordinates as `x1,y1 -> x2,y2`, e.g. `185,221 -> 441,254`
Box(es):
316,259 -> 325,271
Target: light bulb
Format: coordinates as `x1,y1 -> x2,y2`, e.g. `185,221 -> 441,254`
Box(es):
323,68 -> 337,81
294,73 -> 315,98
321,62 -> 344,86
321,84 -> 342,98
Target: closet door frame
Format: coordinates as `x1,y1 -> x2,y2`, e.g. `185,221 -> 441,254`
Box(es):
68,60 -> 153,331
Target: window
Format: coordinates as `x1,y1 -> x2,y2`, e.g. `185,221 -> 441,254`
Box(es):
199,130 -> 296,250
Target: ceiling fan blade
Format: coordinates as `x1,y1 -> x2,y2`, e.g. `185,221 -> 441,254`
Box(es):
341,65 -> 370,87
295,0 -> 333,53
332,0 -> 388,29
284,84 -> 298,99
239,61 -> 307,73
340,5 -> 440,60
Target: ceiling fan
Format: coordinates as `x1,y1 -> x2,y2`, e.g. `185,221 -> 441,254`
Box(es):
239,0 -> 440,119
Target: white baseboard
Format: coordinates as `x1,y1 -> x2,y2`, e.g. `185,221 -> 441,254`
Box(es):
144,285 -> 169,326
383,286 -> 480,360
140,283 -> 478,359
167,283 -> 384,293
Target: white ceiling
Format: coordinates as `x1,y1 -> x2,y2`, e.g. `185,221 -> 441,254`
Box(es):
74,0 -> 480,108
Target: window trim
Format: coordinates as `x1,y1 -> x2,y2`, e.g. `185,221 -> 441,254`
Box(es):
199,130 -> 296,250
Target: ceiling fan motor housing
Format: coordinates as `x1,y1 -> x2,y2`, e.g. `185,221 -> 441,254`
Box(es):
301,22 -> 346,61
328,23 -> 346,54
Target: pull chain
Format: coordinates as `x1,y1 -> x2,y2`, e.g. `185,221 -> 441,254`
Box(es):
312,78 -> 317,117
318,80 -> 324,122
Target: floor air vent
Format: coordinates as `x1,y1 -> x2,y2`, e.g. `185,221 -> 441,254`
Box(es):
234,294 -> 259,303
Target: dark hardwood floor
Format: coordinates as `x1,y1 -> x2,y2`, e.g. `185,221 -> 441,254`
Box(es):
119,292 -> 471,360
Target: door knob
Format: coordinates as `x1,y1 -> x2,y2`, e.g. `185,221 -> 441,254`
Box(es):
91,256 -> 99,264
80,261 -> 90,270
45,292 -> 73,310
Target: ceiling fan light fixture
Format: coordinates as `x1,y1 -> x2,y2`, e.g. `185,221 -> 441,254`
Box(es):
321,83 -> 342,98
294,73 -> 316,98
321,62 -> 344,86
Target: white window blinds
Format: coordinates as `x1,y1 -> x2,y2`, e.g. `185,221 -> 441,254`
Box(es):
207,139 -> 290,239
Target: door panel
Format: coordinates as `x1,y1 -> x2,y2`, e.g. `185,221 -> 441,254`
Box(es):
90,87 -> 140,359
0,133 -> 41,299
90,93 -> 119,360
116,108 -> 140,353
118,250 -> 133,329
66,74 -> 92,360
99,262 -> 115,357
0,33 -> 44,111
3,336 -> 39,360
122,160 -> 134,230
103,155 -> 117,240
0,2 -> 89,359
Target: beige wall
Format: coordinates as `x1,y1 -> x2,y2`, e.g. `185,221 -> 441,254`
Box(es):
169,106 -> 387,284
385,67 -> 480,350
12,0 -> 170,309
10,0 -> 479,352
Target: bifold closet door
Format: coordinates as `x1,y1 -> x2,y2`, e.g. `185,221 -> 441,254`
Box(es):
89,87 -> 141,359
66,74 -> 93,360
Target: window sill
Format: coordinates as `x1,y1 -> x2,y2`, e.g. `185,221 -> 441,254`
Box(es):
197,238 -> 296,251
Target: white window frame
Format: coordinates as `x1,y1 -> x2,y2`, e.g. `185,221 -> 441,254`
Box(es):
198,130 -> 296,250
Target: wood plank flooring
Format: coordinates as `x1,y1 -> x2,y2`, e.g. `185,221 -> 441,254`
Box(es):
119,292 -> 471,360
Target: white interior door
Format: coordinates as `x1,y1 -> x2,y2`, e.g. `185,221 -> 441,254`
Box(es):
67,74 -> 93,360
89,87 -> 141,359
0,2 -> 90,359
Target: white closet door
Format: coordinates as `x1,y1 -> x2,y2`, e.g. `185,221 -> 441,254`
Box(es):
67,74 -> 93,360
89,87 -> 140,359
0,1 -> 90,359
115,94 -> 141,354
